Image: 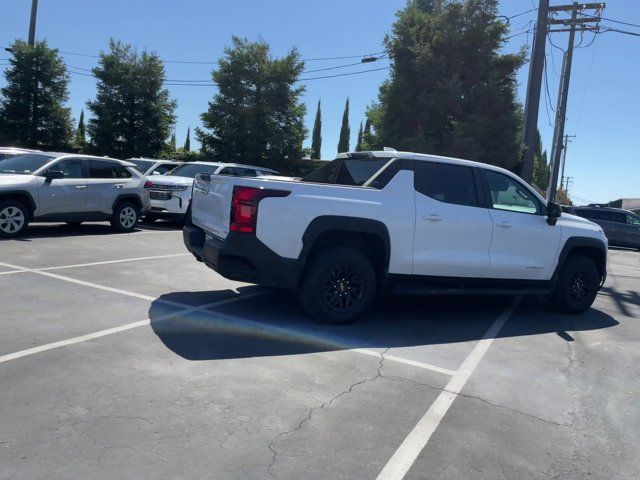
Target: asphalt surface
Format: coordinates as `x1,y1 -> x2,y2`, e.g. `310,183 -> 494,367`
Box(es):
0,222 -> 638,480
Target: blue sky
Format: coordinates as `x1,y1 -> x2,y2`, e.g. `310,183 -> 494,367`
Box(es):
1,0 -> 638,203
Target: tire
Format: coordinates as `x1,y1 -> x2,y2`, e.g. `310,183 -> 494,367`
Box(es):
111,202 -> 140,232
550,254 -> 600,314
299,246 -> 377,324
142,213 -> 157,224
0,199 -> 30,238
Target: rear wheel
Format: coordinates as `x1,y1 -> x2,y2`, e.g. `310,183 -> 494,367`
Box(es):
111,202 -> 140,232
551,254 -> 600,314
299,246 -> 377,324
0,200 -> 29,238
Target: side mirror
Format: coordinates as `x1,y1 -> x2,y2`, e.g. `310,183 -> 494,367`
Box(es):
546,202 -> 562,226
45,170 -> 64,182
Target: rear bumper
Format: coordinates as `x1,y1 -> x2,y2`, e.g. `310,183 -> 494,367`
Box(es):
183,224 -> 302,289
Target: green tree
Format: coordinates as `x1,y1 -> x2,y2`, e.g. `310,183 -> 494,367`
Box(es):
337,98 -> 350,153
197,36 -> 306,171
355,121 -> 364,151
74,109 -> 86,150
311,100 -> 322,160
0,40 -> 73,148
87,39 -> 176,158
532,129 -> 550,190
184,126 -> 191,152
369,0 -> 525,169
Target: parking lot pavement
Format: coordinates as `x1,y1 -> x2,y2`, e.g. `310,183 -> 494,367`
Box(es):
1,223 -> 639,479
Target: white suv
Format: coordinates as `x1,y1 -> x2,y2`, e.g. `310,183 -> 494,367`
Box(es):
185,150 -> 608,323
0,152 -> 150,237
144,161 -> 277,224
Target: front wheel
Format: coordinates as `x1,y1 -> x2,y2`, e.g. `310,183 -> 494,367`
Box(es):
0,200 -> 30,238
299,246 -> 377,324
550,255 -> 600,314
111,202 -> 140,232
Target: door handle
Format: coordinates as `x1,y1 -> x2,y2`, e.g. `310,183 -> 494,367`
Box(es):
497,221 -> 512,228
424,214 -> 443,223
114,184 -> 125,189
75,185 -> 86,190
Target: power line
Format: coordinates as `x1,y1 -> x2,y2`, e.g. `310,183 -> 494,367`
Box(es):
64,64 -> 392,86
599,27 -> 640,37
56,49 -> 387,64
507,7 -> 537,20
578,12 -> 640,29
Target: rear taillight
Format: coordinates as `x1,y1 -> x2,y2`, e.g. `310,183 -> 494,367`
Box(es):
144,180 -> 153,188
230,186 -> 289,234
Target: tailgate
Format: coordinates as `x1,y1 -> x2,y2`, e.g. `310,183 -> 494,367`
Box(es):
191,173 -> 235,239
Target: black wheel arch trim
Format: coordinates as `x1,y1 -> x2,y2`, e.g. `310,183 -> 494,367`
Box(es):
0,190 -> 37,215
552,236 -> 608,288
299,215 -> 391,270
111,194 -> 143,213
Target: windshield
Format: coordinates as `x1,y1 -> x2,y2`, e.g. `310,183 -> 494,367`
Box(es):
302,157 -> 390,186
0,153 -> 56,174
166,163 -> 219,179
128,159 -> 155,173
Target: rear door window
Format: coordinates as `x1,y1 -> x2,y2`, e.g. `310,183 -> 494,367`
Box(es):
302,157 -> 390,186
415,162 -> 478,207
88,160 -> 132,179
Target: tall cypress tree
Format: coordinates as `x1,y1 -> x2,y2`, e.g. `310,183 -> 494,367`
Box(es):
184,126 -> 191,152
74,109 -> 86,149
311,100 -> 322,159
355,121 -> 363,151
169,132 -> 176,152
337,98 -> 350,153
0,40 -> 73,148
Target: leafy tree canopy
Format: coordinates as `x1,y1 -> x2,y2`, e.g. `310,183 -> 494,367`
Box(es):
197,36 -> 307,171
87,39 -> 176,158
367,0 -> 526,169
0,39 -> 73,149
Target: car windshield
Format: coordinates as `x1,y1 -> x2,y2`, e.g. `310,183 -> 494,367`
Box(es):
128,159 -> 155,173
166,163 -> 219,178
302,157 -> 390,186
0,153 -> 55,174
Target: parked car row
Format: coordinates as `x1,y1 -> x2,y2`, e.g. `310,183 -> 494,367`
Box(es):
0,149 -> 277,238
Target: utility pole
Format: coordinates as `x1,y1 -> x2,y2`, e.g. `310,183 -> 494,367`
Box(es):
546,2 -> 604,202
28,0 -> 38,46
559,134 -> 576,191
521,0 -> 549,184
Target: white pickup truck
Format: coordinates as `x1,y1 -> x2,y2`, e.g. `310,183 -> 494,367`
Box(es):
184,150 -> 608,323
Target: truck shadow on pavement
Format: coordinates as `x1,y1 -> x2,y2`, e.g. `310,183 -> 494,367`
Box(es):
148,289 -> 619,361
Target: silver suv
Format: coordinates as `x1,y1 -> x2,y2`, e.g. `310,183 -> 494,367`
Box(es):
0,152 -> 150,238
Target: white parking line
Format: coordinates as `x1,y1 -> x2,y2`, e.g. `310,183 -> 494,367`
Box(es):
0,290 -> 271,364
0,254 -> 189,276
354,349 -> 456,376
376,297 -> 521,480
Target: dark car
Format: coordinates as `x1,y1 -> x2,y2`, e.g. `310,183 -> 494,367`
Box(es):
572,206 -> 640,250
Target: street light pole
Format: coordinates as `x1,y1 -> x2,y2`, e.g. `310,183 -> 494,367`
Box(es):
28,0 -> 38,46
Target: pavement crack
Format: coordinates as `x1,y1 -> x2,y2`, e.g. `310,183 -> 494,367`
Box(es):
266,348 -> 389,479
381,374 -> 571,428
